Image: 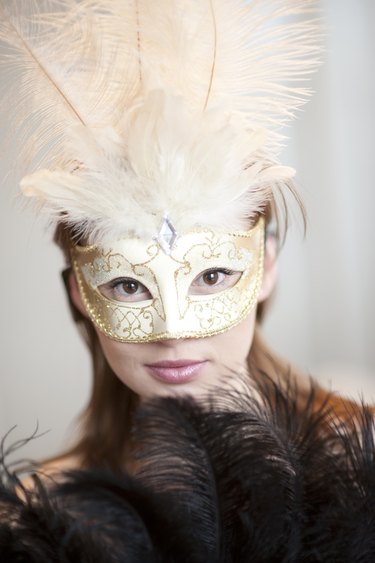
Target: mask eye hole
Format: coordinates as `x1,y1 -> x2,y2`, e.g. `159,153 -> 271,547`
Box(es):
189,268 -> 242,296
99,277 -> 152,303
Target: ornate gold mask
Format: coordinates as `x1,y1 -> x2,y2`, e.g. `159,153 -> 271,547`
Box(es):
71,218 -> 265,342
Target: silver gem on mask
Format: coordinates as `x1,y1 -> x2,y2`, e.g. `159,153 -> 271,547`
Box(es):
156,216 -> 177,255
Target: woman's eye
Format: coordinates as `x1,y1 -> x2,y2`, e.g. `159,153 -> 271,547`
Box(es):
189,269 -> 242,295
202,271 -> 221,285
99,278 -> 152,303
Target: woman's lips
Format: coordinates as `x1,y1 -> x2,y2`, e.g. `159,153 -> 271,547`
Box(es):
145,360 -> 207,384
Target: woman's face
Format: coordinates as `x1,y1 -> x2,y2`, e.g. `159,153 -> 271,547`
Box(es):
70,236 -> 276,400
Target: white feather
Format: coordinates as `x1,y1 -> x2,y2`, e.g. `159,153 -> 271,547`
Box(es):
1,0 -> 321,242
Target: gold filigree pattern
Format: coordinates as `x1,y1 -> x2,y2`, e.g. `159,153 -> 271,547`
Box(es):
71,218 -> 265,342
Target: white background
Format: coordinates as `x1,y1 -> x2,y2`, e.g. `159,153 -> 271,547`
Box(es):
0,0 -> 374,462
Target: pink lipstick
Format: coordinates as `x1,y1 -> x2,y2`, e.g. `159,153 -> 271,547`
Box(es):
145,360 -> 206,384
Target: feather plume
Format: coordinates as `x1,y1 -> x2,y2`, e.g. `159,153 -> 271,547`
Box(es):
0,0 -> 322,243
0,376 -> 375,560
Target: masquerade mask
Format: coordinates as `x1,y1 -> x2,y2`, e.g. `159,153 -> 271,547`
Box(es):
71,218 -> 265,342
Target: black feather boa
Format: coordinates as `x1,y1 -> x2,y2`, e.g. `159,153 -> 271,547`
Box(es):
1,377 -> 374,562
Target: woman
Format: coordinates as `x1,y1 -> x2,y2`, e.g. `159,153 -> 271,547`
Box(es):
0,0 -> 368,475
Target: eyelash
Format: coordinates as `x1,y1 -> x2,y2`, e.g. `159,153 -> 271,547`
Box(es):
109,277 -> 136,289
209,268 -> 234,276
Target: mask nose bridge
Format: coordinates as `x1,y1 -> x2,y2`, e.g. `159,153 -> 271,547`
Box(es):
155,253 -> 184,334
